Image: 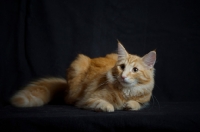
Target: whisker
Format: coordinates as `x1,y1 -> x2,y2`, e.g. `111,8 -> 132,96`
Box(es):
150,94 -> 155,109
97,73 -> 119,88
152,94 -> 160,111
155,83 -> 161,90
97,80 -> 109,88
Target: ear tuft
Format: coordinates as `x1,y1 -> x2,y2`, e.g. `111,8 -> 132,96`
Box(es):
142,51 -> 156,69
117,40 -> 128,60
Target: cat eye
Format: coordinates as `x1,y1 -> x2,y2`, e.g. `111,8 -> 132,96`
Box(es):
120,64 -> 125,70
133,67 -> 138,72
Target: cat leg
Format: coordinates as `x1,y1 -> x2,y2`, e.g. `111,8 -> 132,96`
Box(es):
92,99 -> 114,112
80,98 -> 114,112
124,100 -> 141,111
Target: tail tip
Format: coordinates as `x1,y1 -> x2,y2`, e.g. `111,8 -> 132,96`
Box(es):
11,95 -> 29,107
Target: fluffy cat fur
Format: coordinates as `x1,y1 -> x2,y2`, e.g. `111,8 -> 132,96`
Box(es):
11,42 -> 156,112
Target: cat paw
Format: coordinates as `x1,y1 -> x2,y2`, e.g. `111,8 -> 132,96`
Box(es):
124,100 -> 141,111
94,100 -> 114,112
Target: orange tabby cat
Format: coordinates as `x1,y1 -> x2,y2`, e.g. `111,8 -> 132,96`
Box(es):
11,42 -> 156,112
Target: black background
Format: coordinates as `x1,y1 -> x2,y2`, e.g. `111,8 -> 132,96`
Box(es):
1,0 -> 200,131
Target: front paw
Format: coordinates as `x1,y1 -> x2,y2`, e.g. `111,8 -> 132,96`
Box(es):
93,99 -> 114,112
124,100 -> 141,111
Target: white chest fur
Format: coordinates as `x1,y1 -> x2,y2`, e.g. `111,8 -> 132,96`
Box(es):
122,81 -> 154,97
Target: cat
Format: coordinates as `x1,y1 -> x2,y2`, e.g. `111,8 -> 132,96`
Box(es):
11,41 -> 156,112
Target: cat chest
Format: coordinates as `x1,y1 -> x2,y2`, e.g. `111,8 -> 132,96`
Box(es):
121,86 -> 151,101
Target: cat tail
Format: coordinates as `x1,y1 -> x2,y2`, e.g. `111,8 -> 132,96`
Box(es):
11,77 -> 67,107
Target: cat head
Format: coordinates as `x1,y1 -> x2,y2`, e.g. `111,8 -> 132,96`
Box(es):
112,41 -> 156,88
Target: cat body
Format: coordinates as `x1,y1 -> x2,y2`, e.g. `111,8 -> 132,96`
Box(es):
11,42 -> 156,112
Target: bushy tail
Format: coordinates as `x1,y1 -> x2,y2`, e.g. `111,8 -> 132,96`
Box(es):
11,78 -> 67,107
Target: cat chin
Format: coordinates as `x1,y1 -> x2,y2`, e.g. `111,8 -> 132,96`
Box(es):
119,80 -> 137,88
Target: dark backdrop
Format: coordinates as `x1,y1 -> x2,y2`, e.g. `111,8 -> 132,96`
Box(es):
1,0 -> 200,105
1,0 -> 200,131
0,0 -> 200,103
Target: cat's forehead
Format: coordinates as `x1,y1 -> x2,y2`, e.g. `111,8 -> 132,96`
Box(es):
126,55 -> 145,67
127,54 -> 139,63
118,54 -> 142,65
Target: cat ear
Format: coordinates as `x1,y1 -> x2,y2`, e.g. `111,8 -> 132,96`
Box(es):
142,51 -> 156,69
117,40 -> 128,60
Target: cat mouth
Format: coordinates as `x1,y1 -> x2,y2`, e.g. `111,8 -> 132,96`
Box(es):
118,79 -> 131,85
120,80 -> 129,84
118,78 -> 136,87
118,77 -> 131,84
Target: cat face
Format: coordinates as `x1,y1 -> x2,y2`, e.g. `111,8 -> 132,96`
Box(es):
114,42 -> 156,88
